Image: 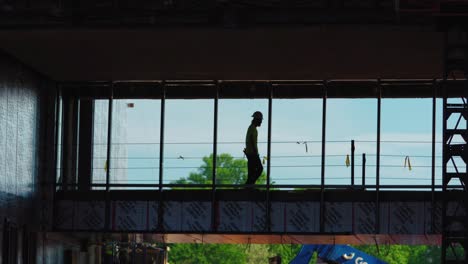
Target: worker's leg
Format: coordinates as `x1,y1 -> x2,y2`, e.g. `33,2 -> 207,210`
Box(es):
246,154 -> 256,185
253,155 -> 263,183
247,155 -> 263,185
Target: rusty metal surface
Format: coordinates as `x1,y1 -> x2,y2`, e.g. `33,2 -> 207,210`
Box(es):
59,232 -> 441,245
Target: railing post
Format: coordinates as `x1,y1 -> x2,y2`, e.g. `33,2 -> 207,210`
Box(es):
362,153 -> 366,187
159,83 -> 166,191
351,140 -> 355,186
158,82 -> 166,232
266,82 -> 273,232
212,83 -> 218,189
431,79 -> 436,234
211,82 -> 219,231
376,80 -> 382,234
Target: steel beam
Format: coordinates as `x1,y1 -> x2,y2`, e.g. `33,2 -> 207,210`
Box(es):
320,82 -> 327,233
59,80 -> 468,99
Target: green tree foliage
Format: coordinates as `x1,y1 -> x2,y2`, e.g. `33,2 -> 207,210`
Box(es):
168,244 -> 246,264
355,245 -> 441,264
267,244 -> 311,263
168,244 -> 310,264
245,245 -> 271,264
172,153 -> 266,186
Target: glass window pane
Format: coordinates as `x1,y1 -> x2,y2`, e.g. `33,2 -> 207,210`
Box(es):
271,99 -> 322,188
164,99 -> 214,187
381,99 -> 433,188
92,99 -> 109,189
110,99 -> 161,189
217,99 -> 268,187
326,99 -> 377,187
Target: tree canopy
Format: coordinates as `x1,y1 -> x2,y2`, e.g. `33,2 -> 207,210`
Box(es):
172,153 -> 266,186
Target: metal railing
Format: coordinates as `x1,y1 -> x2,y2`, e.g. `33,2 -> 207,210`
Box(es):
55,139 -> 447,191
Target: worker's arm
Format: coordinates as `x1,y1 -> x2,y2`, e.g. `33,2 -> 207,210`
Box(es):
252,129 -> 258,155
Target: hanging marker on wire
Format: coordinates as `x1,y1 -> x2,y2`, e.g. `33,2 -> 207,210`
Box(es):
345,154 -> 350,167
404,156 -> 412,171
296,141 -> 308,153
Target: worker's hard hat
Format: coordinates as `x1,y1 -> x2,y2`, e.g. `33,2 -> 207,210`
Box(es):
252,111 -> 263,120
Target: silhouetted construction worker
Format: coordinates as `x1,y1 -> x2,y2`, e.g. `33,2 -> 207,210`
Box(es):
244,111 -> 264,185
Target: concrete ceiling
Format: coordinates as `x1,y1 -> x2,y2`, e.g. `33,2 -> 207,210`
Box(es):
0,26 -> 444,81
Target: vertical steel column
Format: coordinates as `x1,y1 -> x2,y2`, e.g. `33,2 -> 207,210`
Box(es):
320,82 -> 327,233
62,95 -> 80,189
158,83 -> 166,231
52,83 -> 61,232
267,84 -> 273,187
351,140 -> 355,186
441,29 -> 449,264
351,139 -> 355,236
266,83 -> 273,232
431,80 -> 437,234
105,83 -> 114,231
159,84 -> 166,191
105,84 -> 113,192
211,82 -> 219,231
54,84 -> 61,190
212,84 -> 218,189
78,99 -> 94,190
321,83 -> 327,191
376,81 -> 381,234
441,89 -> 448,263
432,81 -> 437,192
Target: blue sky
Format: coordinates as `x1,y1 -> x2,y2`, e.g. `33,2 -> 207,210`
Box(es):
92,97 -> 459,189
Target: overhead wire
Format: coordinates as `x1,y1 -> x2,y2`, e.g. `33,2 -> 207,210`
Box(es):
61,138 -> 450,186
93,154 -> 442,159
87,139 -> 454,145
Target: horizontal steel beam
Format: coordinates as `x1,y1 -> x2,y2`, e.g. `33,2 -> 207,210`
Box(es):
55,189 -> 464,202
0,0 -> 441,29
59,79 -> 468,99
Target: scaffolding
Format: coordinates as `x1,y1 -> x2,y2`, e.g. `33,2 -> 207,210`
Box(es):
441,12 -> 468,264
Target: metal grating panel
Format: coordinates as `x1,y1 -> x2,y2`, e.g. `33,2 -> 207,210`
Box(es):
112,201 -> 148,231
270,202 -> 320,233
75,201 -> 105,230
